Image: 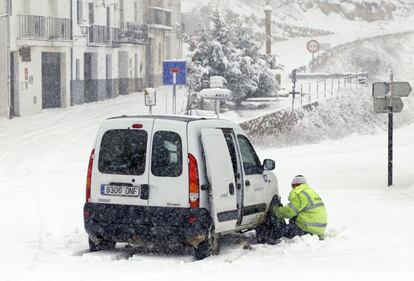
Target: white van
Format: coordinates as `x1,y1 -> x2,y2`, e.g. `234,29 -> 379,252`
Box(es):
84,115 -> 285,259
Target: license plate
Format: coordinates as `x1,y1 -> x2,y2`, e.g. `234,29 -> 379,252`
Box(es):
100,184 -> 140,197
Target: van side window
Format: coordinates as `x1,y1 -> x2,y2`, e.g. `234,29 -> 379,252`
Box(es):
98,130 -> 148,176
151,131 -> 183,177
237,135 -> 263,175
224,133 -> 238,181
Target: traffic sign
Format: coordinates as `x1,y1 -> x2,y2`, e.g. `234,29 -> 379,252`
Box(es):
163,60 -> 187,85
307,40 -> 320,53
373,82 -> 412,98
373,97 -> 404,113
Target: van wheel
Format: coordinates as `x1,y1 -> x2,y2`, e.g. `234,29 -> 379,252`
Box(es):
256,197 -> 287,244
194,227 -> 220,260
88,237 -> 116,252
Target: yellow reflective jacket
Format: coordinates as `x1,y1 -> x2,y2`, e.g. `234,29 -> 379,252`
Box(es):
274,184 -> 327,236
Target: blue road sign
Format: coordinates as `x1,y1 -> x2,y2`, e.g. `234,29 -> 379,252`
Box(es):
163,60 -> 187,85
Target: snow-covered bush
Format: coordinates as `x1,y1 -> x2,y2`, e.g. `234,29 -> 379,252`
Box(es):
185,10 -> 280,107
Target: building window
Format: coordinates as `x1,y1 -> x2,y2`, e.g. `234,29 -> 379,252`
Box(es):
134,1 -> 138,23
77,0 -> 83,24
89,3 -> 94,25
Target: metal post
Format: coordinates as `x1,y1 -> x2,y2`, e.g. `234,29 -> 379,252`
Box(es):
388,70 -> 394,187
173,73 -> 177,115
331,79 -> 334,96
324,80 -> 327,98
338,79 -> 340,93
265,0 -> 272,56
215,100 -> 220,119
308,82 -> 311,103
149,105 -> 153,115
316,82 -> 319,101
165,89 -> 168,114
300,84 -> 303,106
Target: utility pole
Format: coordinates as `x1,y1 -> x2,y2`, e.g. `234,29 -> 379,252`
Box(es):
265,0 -> 272,56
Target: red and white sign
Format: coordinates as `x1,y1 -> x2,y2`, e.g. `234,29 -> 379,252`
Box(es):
170,68 -> 180,74
307,40 -> 320,53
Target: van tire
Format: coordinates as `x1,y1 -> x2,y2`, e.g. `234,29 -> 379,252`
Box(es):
256,196 -> 287,244
194,226 -> 220,260
88,237 -> 116,252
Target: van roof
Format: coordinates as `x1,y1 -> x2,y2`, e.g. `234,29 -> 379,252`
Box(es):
108,115 -> 210,123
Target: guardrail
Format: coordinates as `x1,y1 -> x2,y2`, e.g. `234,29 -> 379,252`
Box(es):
288,72 -> 369,111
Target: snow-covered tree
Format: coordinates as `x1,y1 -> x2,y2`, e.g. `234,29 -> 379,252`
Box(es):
186,10 -> 279,106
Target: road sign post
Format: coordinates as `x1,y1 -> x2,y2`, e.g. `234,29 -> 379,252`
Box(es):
372,73 -> 412,187
307,40 -> 320,72
163,60 -> 187,115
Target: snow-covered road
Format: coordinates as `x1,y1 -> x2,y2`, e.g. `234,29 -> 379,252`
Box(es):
1,85 -> 414,280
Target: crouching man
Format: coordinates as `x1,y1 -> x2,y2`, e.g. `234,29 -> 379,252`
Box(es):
273,175 -> 327,239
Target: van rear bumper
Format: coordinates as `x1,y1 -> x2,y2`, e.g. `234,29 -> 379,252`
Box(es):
84,203 -> 211,247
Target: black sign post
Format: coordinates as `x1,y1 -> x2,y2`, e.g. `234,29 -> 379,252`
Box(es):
372,73 -> 412,187
388,71 -> 394,187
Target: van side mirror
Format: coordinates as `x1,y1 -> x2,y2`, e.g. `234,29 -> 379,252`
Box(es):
263,159 -> 275,171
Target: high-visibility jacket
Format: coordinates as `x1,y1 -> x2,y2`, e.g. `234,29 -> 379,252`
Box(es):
273,184 -> 327,236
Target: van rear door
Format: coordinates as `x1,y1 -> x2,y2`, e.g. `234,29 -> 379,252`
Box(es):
91,118 -> 154,206
201,129 -> 238,233
148,120 -> 188,208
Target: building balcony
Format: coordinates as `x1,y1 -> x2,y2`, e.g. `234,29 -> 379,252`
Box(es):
115,22 -> 149,45
18,15 -> 71,41
88,25 -> 120,47
147,7 -> 172,30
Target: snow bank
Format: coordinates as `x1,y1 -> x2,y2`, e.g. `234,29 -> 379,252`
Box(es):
242,88 -> 414,147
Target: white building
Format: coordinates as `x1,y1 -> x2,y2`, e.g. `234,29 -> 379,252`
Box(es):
0,0 -> 10,118
0,0 -> 182,118
144,0 -> 182,86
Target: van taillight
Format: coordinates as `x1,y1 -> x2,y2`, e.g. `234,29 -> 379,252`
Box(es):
188,153 -> 200,208
86,149 -> 95,203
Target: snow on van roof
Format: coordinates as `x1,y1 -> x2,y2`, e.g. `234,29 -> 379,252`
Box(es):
107,115 -> 210,123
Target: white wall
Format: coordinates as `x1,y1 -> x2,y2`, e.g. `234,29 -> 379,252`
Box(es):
15,46 -> 71,116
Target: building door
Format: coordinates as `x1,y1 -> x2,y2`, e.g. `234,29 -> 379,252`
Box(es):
84,52 -> 97,103
118,51 -> 129,95
10,52 -> 16,116
41,52 -> 61,109
106,54 -> 113,99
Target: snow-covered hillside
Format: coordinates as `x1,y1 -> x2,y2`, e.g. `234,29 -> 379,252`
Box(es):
182,0 -> 414,39
183,0 -> 414,22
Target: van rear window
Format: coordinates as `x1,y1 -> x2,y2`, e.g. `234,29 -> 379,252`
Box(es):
151,131 -> 182,177
98,130 -> 148,176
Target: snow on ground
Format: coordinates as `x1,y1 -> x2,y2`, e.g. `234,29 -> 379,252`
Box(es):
1,82 -> 414,280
